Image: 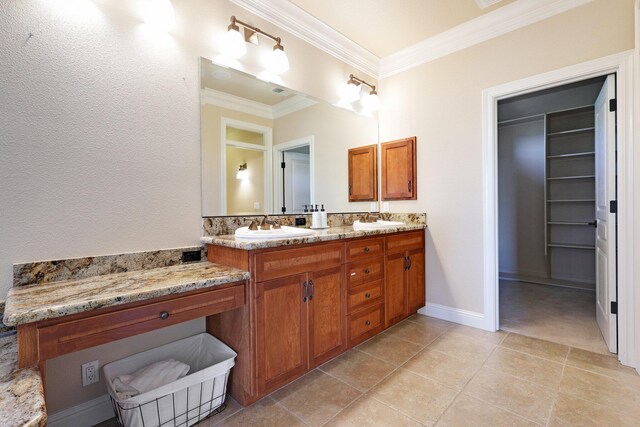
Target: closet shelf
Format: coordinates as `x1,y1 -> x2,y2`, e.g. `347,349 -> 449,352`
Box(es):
547,151 -> 595,159
548,243 -> 595,250
547,175 -> 595,181
547,199 -> 595,203
547,127 -> 595,136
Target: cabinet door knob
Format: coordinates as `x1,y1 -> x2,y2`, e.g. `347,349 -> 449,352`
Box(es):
159,311 -> 170,320
364,247 -> 370,253
365,292 -> 371,299
364,268 -> 370,274
365,320 -> 371,326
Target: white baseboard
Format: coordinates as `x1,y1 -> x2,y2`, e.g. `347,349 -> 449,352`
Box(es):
419,303 -> 490,331
48,394 -> 114,427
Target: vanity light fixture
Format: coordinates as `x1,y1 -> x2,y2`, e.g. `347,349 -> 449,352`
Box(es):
342,74 -> 380,111
236,163 -> 249,180
221,16 -> 290,74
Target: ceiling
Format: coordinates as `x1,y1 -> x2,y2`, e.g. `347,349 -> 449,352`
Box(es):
288,0 -> 515,57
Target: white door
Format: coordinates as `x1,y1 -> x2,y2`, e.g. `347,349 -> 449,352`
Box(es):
283,151 -> 310,213
595,74 -> 617,353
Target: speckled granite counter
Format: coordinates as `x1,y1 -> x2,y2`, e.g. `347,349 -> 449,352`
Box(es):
0,335 -> 46,427
3,262 -> 249,326
201,224 -> 427,250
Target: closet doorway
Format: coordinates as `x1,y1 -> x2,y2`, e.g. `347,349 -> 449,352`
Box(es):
497,75 -> 617,355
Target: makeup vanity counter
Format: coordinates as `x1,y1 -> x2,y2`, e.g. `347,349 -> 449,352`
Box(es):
204,222 -> 427,406
2,261 -> 249,426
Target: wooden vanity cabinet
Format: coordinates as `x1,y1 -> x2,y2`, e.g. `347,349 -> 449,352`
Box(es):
348,144 -> 378,202
384,230 -> 425,327
381,137 -> 417,200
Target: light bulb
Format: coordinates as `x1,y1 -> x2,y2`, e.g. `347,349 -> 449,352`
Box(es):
342,81 -> 361,103
363,91 -> 380,111
143,0 -> 175,32
265,46 -> 290,75
236,169 -> 249,180
220,27 -> 247,59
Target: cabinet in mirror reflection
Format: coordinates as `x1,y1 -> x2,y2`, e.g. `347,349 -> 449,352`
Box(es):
200,57 -> 379,216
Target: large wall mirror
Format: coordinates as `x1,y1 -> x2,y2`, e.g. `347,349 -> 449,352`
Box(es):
200,57 -> 379,216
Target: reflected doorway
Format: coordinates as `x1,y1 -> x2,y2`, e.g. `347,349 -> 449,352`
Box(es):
274,136 -> 314,214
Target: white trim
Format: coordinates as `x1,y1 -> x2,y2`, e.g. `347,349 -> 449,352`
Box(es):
47,394 -> 113,427
273,136 -> 315,214
272,96 -> 317,119
419,304 -> 487,330
482,50 -> 636,369
220,117 -> 273,215
202,88 -> 316,120
230,0 -> 379,78
379,0 -> 593,78
475,0 -> 503,9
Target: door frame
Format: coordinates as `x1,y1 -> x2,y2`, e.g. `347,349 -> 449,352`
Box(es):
273,135 -> 315,213
481,50 -> 636,367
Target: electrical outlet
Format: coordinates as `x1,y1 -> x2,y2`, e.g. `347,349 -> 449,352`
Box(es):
369,202 -> 378,212
82,360 -> 99,386
382,202 -> 390,212
182,250 -> 201,263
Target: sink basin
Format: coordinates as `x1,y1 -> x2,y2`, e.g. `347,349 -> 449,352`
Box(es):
234,225 -> 315,239
352,220 -> 405,231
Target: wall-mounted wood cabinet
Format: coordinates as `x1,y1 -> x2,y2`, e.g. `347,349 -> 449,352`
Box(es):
381,137 -> 417,200
348,144 -> 378,201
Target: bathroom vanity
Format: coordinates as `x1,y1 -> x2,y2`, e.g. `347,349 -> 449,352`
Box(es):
204,225 -> 425,405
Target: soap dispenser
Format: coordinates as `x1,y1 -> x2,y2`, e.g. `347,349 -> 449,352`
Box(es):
320,204 -> 327,228
312,205 -> 321,229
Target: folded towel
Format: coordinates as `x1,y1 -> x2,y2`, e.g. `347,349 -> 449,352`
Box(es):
114,358 -> 190,400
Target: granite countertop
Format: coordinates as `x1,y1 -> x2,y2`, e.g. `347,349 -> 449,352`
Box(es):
0,335 -> 46,427
201,223 -> 427,250
3,262 -> 249,327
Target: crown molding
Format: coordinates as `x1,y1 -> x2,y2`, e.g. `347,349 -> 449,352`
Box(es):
230,0 -> 379,78
201,88 -> 315,119
379,0 -> 593,78
475,0 -> 503,9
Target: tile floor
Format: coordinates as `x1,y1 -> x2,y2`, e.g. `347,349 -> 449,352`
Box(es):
500,280 -> 610,354
96,314 -> 640,427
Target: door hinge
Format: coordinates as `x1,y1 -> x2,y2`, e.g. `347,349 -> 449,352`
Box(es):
609,99 -> 617,112
610,200 -> 617,214
611,301 -> 618,315
281,162 -> 286,169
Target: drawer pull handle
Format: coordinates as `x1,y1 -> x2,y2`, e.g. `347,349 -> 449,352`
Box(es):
365,292 -> 371,299
365,320 -> 371,326
364,269 -> 370,274
364,247 -> 370,253
159,311 -> 170,320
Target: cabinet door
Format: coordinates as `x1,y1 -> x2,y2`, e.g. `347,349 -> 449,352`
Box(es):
348,144 -> 378,201
256,273 -> 308,394
407,248 -> 425,314
385,252 -> 408,327
381,137 -> 417,200
308,266 -> 346,367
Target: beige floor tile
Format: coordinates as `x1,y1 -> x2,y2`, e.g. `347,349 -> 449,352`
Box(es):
463,366 -> 557,424
356,333 -> 424,366
428,332 -> 496,363
447,325 -> 507,346
198,395 -> 243,426
403,347 -> 482,389
566,347 -> 640,382
325,393 -> 422,427
548,392 -> 638,427
559,366 -> 640,417
406,314 -> 455,330
500,281 -> 609,355
436,394 -> 540,427
500,333 -> 569,363
320,349 -> 395,391
383,319 -> 448,346
270,369 -> 361,426
484,347 -> 564,389
215,397 -> 305,427
369,368 -> 457,424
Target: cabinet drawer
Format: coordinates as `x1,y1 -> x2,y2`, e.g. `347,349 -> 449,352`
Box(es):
385,230 -> 424,254
346,258 -> 384,288
38,284 -> 245,360
348,302 -> 384,347
346,237 -> 384,261
255,243 -> 344,282
347,280 -> 383,313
